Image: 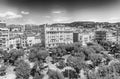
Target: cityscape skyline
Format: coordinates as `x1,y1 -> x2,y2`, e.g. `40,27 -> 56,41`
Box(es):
0,0 -> 120,24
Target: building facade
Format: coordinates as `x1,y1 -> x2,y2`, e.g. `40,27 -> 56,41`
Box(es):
95,28 -> 107,43
79,32 -> 95,46
9,36 -> 21,49
42,24 -> 74,48
0,22 -> 9,50
106,30 -> 117,42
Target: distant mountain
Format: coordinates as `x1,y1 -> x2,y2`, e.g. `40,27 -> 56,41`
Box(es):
68,21 -> 96,28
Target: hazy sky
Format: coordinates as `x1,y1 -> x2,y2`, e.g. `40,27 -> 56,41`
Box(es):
0,0 -> 120,24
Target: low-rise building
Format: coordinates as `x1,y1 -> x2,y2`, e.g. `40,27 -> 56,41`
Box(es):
79,32 -> 95,46
94,28 -> 107,43
106,31 -> 117,42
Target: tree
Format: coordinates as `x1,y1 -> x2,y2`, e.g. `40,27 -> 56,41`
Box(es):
33,72 -> 43,79
0,49 -> 9,59
110,62 -> 120,76
8,49 -> 25,65
89,43 -> 105,53
28,48 -> 38,62
63,69 -> 78,79
57,60 -> 66,69
0,65 -> 7,76
67,56 -> 87,70
90,54 -> 103,66
32,43 -> 44,50
99,40 -> 112,51
28,47 -> 49,62
80,46 -> 95,60
14,60 -> 31,79
97,66 -> 108,78
87,70 -> 97,79
56,46 -> 67,57
37,49 -> 49,61
28,48 -> 49,78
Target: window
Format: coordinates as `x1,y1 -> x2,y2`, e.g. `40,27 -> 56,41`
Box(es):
80,36 -> 82,40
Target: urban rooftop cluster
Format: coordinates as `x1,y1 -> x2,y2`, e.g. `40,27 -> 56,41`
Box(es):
0,21 -> 120,51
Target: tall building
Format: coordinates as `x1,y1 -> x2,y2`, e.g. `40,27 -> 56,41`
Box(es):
0,22 -> 9,50
41,24 -> 74,48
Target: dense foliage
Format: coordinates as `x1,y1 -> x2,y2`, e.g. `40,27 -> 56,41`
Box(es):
1,40 -> 120,79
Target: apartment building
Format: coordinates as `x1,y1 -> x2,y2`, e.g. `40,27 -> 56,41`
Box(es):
20,34 -> 27,48
106,30 -> 117,42
0,22 -> 9,50
9,35 -> 21,49
79,32 -> 95,46
41,24 -> 74,48
8,24 -> 24,32
8,24 -> 24,39
94,27 -> 108,43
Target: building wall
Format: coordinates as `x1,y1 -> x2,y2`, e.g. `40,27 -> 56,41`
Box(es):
9,37 -> 21,49
43,24 -> 74,48
106,31 -> 117,42
27,36 -> 35,47
0,22 -> 9,50
95,30 -> 107,43
21,38 -> 27,48
40,24 -> 46,47
73,33 -> 79,42
35,38 -> 41,44
79,32 -> 95,46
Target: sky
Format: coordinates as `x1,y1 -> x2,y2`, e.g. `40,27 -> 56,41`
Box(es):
0,0 -> 120,24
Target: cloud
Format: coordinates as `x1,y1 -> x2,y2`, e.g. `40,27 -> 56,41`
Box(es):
0,11 -> 22,19
21,11 -> 29,15
52,11 -> 63,14
53,17 -> 70,22
45,16 -> 51,18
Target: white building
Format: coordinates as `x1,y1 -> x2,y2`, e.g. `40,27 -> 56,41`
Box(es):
8,33 -> 41,49
20,34 -> 27,48
79,32 -> 95,46
0,22 -> 9,50
106,31 -> 117,42
34,35 -> 41,44
42,24 -> 74,48
27,35 -> 35,47
26,34 -> 41,47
